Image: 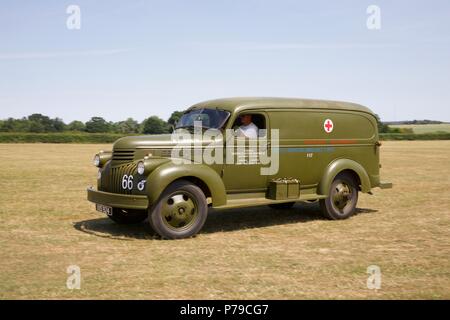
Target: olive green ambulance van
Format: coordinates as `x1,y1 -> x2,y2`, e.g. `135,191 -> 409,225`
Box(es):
88,98 -> 392,239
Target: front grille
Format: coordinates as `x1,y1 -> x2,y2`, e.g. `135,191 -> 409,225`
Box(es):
112,149 -> 135,163
102,162 -> 137,194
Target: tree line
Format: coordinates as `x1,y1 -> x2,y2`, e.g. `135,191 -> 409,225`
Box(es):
0,111 -> 184,134
1,112 -> 434,135
375,114 -> 413,134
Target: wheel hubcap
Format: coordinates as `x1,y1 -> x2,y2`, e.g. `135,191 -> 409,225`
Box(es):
332,181 -> 352,212
162,192 -> 198,230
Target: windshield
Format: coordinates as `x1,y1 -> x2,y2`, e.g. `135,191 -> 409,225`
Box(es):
175,108 -> 230,130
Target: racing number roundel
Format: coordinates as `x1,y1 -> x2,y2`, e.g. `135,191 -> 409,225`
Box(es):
324,119 -> 334,133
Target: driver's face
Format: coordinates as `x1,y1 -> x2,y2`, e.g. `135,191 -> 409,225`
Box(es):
240,114 -> 252,125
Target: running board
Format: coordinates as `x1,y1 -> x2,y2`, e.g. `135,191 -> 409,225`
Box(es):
213,192 -> 328,210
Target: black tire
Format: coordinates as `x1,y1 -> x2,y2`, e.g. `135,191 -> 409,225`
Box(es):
268,202 -> 295,209
149,180 -> 208,239
319,172 -> 359,220
107,208 -> 148,224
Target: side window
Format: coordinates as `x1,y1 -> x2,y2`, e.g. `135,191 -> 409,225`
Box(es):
232,113 -> 267,138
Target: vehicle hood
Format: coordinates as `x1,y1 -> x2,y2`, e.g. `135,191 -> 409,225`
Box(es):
113,133 -> 223,150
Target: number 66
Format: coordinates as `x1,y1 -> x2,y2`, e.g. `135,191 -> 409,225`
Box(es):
121,175 -> 133,190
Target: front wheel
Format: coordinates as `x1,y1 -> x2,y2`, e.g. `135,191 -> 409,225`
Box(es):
319,172 -> 358,220
149,180 -> 208,239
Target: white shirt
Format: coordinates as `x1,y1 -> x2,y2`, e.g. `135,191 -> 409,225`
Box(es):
237,122 -> 258,139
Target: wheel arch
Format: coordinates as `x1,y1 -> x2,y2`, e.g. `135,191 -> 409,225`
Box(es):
145,162 -> 227,207
318,158 -> 371,195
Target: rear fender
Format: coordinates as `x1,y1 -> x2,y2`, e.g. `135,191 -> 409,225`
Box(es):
318,158 -> 371,195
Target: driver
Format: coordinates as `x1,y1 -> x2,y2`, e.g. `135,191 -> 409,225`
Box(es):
236,114 -> 258,139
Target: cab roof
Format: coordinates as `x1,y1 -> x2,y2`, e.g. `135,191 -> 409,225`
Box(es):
189,97 -> 375,116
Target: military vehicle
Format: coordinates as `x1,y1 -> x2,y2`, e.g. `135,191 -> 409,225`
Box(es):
87,98 -> 392,239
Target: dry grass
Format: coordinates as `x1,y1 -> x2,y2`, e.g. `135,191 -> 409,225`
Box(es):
0,141 -> 449,299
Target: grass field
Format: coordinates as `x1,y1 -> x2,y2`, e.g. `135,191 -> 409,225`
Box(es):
389,123 -> 450,134
0,142 -> 449,299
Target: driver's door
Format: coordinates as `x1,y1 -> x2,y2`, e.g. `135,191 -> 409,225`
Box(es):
221,112 -> 270,193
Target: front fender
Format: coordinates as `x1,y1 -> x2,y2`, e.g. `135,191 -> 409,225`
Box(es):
145,162 -> 227,207
318,158 -> 371,195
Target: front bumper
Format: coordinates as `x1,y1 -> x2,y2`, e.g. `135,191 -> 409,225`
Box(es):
87,186 -> 149,210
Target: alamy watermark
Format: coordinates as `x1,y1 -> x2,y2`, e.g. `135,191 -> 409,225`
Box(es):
170,121 -> 280,175
66,5 -> 81,30
366,265 -> 381,290
367,5 -> 381,30
66,265 -> 81,289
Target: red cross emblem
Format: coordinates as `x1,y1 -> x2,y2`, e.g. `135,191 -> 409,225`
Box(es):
324,119 -> 334,133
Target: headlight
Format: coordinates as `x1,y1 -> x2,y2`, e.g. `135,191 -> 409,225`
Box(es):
93,154 -> 101,167
137,161 -> 145,175
93,151 -> 112,168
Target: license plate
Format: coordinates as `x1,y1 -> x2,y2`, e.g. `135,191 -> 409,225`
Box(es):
96,204 -> 112,216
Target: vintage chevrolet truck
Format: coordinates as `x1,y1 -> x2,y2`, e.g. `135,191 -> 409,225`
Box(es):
87,97 -> 392,239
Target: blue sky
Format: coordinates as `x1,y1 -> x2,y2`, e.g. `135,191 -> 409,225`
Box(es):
1,0 -> 449,122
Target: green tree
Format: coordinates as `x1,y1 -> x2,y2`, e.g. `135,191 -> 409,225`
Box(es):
85,117 -> 111,133
168,111 -> 184,126
142,116 -> 170,134
28,121 -> 45,133
3,118 -> 15,132
375,114 -> 389,133
51,117 -> 66,132
1,117 -> 32,132
109,121 -> 120,133
116,118 -> 140,134
67,120 -> 86,132
27,114 -> 52,132
25,114 -> 66,132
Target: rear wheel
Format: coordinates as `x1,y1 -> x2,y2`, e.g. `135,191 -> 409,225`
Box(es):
320,172 -> 358,220
268,202 -> 295,209
107,208 -> 147,224
149,180 -> 208,239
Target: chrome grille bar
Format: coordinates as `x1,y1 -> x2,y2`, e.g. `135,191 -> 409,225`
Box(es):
102,162 -> 137,194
